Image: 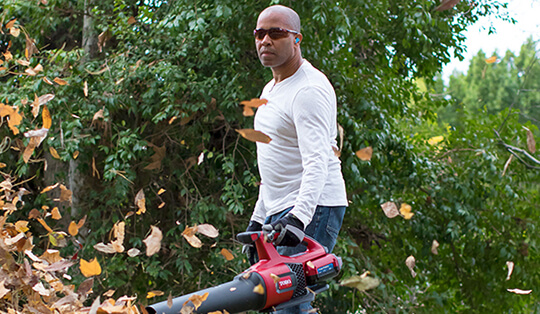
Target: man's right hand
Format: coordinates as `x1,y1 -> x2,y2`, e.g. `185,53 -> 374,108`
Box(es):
243,220 -> 262,265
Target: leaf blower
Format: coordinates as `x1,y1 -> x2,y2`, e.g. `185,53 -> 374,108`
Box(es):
146,231 -> 342,314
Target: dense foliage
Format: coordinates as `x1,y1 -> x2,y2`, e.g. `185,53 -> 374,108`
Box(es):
0,0 -> 538,313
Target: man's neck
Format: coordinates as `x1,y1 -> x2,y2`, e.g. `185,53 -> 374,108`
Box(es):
271,57 -> 304,83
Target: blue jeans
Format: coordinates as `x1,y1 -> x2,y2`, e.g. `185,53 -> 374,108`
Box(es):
264,205 -> 347,314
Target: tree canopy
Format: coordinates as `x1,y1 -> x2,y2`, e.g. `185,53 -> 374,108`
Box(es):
0,0 -> 538,313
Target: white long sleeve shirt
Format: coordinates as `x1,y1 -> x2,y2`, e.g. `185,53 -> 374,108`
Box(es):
251,60 -> 348,228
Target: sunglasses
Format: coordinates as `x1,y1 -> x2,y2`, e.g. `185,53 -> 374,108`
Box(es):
253,27 -> 299,40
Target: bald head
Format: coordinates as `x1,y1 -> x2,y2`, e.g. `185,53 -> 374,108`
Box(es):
257,5 -> 301,32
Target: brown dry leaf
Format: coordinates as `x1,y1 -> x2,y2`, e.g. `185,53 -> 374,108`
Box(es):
502,154 -> 513,177
405,255 -> 416,278
41,249 -> 63,264
0,104 -> 23,135
43,77 -> 54,85
435,0 -> 460,11
0,279 -> 10,299
431,240 -> 440,255
98,29 -> 112,52
37,218 -> 54,233
187,293 -> 209,310
220,248 -> 234,261
158,202 -> 165,209
15,220 -> 29,232
53,77 -> 68,85
10,27 -> 20,37
240,98 -> 267,109
41,182 -> 59,193
235,129 -> 272,144
42,105 -> 52,129
84,81 -> 89,97
197,224 -> 219,238
146,290 -> 164,299
80,257 -> 102,277
157,188 -> 166,195
3,50 -> 13,62
68,221 -> 79,236
51,207 -> 62,220
525,127 -> 536,154
16,59 -> 30,66
25,34 -> 38,59
270,273 -> 280,284
253,284 -> 265,295
485,56 -> 498,64
103,290 -> 115,297
381,201 -> 399,218
6,19 -> 17,30
32,94 -> 55,118
340,271 -> 380,291
135,189 -> 146,215
180,305 -> 194,314
29,208 -> 41,219
144,145 -> 166,170
143,226 -> 163,256
182,225 -> 198,237
92,108 -> 104,124
73,150 -> 80,159
400,203 -> 414,220
49,147 -> 61,159
59,184 -> 73,203
355,147 -> 373,161
94,243 -> 117,254
183,234 -> 202,248
127,16 -> 137,25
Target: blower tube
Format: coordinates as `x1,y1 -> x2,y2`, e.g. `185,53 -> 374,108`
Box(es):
146,272 -> 266,314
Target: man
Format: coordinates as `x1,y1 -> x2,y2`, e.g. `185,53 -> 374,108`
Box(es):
244,5 -> 348,313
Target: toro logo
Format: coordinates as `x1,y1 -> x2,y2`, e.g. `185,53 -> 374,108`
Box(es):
278,276 -> 293,290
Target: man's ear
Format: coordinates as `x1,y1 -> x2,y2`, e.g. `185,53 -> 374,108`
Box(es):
295,34 -> 303,45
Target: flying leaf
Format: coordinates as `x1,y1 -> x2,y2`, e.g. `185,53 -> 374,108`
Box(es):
68,221 -> 79,236
220,248 -> 234,261
253,284 -> 265,295
84,81 -> 88,97
59,184 -> 73,203
525,127 -> 536,154
381,201 -> 399,218
144,145 -> 166,170
127,16 -> 137,25
41,182 -> 59,193
400,203 -> 414,220
506,261 -> 514,281
135,189 -> 146,215
405,255 -> 416,278
23,137 -> 40,163
158,188 -> 166,195
240,98 -> 267,116
42,105 -> 52,129
43,77 -> 54,85
143,226 -> 163,256
270,274 -> 280,284
502,154 -> 513,177
235,129 -> 272,144
167,292 -> 174,308
198,152 -> 205,165
485,56 -> 498,64
127,248 -> 140,257
6,19 -> 17,30
507,288 -> 532,295
0,104 -> 23,135
94,243 -> 117,254
147,290 -> 165,299
188,293 -> 209,310
197,224 -> 219,238
73,150 -> 79,159
53,77 -> 68,85
51,207 -> 62,220
49,147 -> 61,159
80,257 -> 102,277
38,218 -> 54,233
355,147 -> 373,161
435,0 -> 460,12
340,271 -> 380,291
183,233 -> 202,248
431,240 -> 440,255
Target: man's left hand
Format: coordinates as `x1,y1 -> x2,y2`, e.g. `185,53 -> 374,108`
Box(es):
262,214 -> 305,247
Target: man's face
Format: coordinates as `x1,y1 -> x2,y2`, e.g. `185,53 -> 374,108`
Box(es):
255,12 -> 298,69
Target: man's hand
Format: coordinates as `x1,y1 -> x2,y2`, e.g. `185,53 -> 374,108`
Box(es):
262,214 -> 305,247
243,220 -> 262,265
